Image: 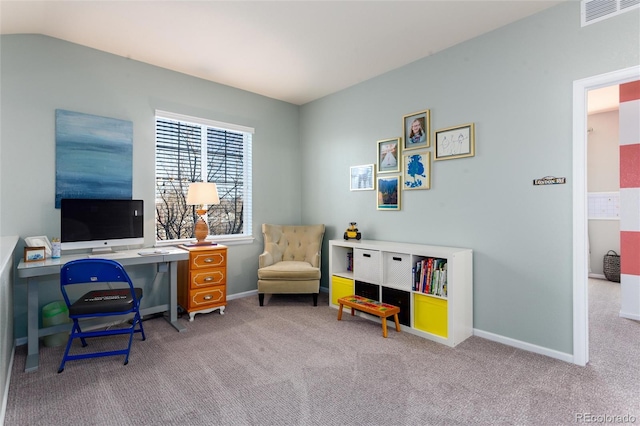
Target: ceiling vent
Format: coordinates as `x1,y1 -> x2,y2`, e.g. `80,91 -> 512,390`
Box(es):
582,0 -> 640,26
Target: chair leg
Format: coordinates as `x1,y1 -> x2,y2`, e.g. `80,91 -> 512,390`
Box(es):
134,311 -> 146,341
313,293 -> 318,306
259,293 -> 264,306
58,321 -> 80,373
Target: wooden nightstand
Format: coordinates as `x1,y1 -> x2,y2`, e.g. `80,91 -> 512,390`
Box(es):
177,244 -> 227,321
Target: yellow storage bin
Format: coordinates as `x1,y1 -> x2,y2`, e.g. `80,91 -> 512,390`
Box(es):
331,275 -> 354,305
413,293 -> 448,338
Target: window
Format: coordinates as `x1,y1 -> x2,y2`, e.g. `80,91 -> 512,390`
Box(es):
155,110 -> 253,244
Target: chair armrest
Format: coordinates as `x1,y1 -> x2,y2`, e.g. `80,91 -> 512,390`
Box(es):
259,251 -> 274,269
307,251 -> 321,268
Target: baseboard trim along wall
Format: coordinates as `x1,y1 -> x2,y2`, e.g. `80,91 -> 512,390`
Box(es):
473,328 -> 574,364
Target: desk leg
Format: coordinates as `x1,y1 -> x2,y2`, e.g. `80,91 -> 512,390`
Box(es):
166,261 -> 186,333
25,277 -> 40,372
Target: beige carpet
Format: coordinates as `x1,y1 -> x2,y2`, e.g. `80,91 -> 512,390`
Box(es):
4,278 -> 639,425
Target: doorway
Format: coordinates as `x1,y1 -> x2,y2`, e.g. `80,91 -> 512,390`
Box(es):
573,65 -> 640,366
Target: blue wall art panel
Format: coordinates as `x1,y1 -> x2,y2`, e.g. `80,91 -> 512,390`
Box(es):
55,109 -> 133,208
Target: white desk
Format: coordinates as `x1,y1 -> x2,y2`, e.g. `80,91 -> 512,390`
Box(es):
17,247 -> 189,372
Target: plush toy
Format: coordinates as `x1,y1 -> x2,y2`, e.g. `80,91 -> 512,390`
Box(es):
343,222 -> 362,240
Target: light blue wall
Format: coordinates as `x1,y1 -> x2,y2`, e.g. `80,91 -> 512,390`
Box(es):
0,35 -> 302,339
300,2 -> 639,354
1,2 -> 638,355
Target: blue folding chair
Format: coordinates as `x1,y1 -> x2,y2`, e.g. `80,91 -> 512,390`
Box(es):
57,259 -> 146,373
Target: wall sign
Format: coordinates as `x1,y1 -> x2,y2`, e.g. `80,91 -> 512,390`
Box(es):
533,176 -> 566,186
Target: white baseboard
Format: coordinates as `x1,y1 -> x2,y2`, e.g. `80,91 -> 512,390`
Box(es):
619,310 -> 640,321
227,289 -> 257,300
588,273 -> 606,279
473,328 -> 574,364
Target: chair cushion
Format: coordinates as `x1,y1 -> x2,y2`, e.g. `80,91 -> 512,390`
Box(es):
69,288 -> 143,316
257,261 -> 320,280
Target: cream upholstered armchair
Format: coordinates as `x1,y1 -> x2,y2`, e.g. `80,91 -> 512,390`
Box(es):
257,223 -> 325,306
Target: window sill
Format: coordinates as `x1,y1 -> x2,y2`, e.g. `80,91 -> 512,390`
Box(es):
156,235 -> 255,248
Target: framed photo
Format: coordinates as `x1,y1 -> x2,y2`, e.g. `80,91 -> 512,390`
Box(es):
403,151 -> 430,190
377,137 -> 401,174
377,175 -> 401,210
434,123 -> 475,160
350,164 -> 376,191
403,110 -> 430,150
24,235 -> 52,257
24,246 -> 46,262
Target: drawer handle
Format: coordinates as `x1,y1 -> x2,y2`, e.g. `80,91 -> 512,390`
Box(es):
204,276 -> 213,282
204,258 -> 214,263
204,294 -> 213,300
392,257 -> 402,261
363,254 -> 371,258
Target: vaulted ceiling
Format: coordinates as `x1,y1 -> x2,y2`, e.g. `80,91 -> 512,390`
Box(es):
1,1 -> 570,105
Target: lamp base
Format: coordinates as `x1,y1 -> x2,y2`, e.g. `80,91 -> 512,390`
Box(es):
194,213 -> 210,245
192,241 -> 216,246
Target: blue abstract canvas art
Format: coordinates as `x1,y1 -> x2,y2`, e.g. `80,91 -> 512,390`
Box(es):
55,110 -> 133,208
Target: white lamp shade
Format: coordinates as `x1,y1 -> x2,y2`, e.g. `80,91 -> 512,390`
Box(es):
186,182 -> 220,205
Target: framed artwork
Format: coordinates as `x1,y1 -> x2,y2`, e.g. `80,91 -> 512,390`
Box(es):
55,109 -> 133,208
377,175 -> 401,210
350,164 -> 376,191
403,110 -> 430,150
403,151 -> 430,190
377,137 -> 401,174
24,235 -> 52,257
24,246 -> 46,262
434,123 -> 475,161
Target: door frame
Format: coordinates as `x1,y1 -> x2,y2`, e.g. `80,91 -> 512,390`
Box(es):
572,65 -> 640,366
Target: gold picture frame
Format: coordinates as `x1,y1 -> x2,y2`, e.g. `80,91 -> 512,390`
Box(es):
403,151 -> 430,190
350,164 -> 376,191
376,175 -> 401,210
377,137 -> 401,174
403,109 -> 430,151
434,123 -> 475,160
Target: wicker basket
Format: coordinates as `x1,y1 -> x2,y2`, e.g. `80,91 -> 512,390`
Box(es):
603,250 -> 620,283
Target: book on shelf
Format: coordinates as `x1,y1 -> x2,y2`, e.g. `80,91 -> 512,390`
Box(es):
413,257 -> 448,297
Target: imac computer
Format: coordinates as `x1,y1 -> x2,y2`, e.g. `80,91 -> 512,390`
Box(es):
61,198 -> 144,253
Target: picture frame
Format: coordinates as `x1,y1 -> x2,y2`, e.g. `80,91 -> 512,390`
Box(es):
403,151 -> 430,190
377,175 -> 401,210
434,123 -> 475,160
24,246 -> 46,262
377,137 -> 401,174
24,235 -> 52,257
350,164 -> 376,191
403,110 -> 430,151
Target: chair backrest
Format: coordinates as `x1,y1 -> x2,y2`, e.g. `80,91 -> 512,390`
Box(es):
262,224 -> 325,266
60,258 -> 139,307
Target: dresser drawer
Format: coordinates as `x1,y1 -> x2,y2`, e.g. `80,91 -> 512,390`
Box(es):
185,285 -> 226,310
178,245 -> 228,319
190,267 -> 226,289
190,250 -> 226,269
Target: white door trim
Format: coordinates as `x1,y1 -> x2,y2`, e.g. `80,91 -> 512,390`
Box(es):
572,65 -> 640,366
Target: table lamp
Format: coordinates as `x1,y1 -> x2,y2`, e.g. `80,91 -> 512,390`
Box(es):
186,182 -> 220,245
